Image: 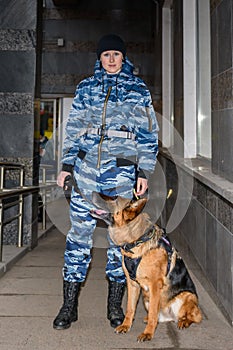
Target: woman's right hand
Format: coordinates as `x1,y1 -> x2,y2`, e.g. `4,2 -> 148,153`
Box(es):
57,171 -> 71,188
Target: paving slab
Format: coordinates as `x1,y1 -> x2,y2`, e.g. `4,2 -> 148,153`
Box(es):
0,227 -> 232,350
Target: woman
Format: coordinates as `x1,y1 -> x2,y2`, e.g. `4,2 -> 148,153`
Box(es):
53,34 -> 159,330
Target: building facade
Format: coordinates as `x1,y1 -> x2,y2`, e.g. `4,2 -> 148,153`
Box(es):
0,0 -> 232,324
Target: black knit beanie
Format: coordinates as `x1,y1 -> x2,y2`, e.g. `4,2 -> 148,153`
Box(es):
96,34 -> 126,59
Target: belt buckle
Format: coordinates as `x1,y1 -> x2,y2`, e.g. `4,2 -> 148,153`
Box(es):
127,131 -> 133,139
98,127 -> 105,137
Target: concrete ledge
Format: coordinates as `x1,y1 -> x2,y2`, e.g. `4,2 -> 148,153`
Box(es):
0,245 -> 29,278
0,221 -> 54,279
160,148 -> 233,204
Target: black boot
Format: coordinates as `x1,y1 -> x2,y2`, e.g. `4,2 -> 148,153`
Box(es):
107,280 -> 125,328
53,280 -> 81,330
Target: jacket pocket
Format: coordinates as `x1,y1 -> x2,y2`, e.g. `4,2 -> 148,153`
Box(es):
116,156 -> 137,167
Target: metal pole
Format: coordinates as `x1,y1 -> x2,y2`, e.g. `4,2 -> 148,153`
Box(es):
42,167 -> 46,229
0,167 -> 4,191
17,194 -> 23,247
42,167 -> 46,184
0,200 -> 3,261
20,167 -> 24,187
42,188 -> 46,230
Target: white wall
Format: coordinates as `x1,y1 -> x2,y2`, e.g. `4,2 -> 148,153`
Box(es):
57,97 -> 73,170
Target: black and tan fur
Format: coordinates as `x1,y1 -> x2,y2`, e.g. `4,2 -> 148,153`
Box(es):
91,193 -> 202,342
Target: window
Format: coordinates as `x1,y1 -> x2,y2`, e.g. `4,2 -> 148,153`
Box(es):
162,0 -> 211,159
196,0 -> 211,158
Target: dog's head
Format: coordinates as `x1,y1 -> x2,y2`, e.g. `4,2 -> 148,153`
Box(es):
91,191 -> 147,228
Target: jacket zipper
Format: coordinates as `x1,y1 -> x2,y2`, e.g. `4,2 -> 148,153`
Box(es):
97,86 -> 112,168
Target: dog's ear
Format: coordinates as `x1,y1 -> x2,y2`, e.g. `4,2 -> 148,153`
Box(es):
130,198 -> 147,212
92,191 -> 117,211
123,197 -> 147,221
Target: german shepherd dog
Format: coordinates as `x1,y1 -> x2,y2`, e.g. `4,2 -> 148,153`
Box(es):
91,193 -> 202,342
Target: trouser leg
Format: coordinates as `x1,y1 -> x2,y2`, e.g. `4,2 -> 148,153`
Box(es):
63,189 -> 97,282
100,162 -> 136,327
106,244 -> 126,284
101,161 -> 136,283
53,190 -> 96,329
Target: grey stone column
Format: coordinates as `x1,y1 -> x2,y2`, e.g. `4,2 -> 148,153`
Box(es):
0,0 -> 42,248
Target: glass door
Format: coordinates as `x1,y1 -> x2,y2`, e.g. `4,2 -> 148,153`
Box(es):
39,99 -> 59,177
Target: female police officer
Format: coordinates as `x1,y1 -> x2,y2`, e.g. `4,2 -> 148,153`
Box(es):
53,34 -> 158,330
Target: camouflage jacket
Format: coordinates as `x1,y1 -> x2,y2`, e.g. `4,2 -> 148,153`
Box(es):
62,57 -> 159,179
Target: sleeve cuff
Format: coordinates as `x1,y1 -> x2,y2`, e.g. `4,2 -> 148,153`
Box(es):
138,168 -> 150,180
62,164 -> 73,173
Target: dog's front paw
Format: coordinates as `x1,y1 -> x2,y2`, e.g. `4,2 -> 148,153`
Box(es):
137,332 -> 153,342
115,324 -> 131,334
177,317 -> 191,329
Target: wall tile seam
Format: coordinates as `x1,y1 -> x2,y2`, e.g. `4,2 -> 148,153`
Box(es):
211,107 -> 233,112
0,48 -> 35,52
192,195 -> 232,235
43,9 -> 152,21
40,73 -> 155,85
42,46 -> 156,54
211,106 -> 233,113
0,111 -> 33,115
211,66 -> 233,80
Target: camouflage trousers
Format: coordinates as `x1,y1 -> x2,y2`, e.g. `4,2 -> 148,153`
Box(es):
63,158 -> 136,284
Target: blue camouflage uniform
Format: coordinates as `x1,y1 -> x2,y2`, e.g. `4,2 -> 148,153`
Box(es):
61,57 -> 159,284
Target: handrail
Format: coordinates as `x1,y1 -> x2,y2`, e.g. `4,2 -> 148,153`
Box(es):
0,162 -> 24,169
0,184 -> 56,199
0,186 -> 38,199
0,183 -> 57,262
0,162 -> 58,262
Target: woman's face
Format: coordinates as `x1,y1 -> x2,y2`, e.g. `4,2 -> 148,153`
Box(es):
100,50 -> 123,74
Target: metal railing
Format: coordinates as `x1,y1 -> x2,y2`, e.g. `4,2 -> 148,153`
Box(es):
0,186 -> 39,261
0,162 -> 57,262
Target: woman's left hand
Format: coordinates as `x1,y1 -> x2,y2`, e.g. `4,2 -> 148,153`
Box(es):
136,177 -> 148,196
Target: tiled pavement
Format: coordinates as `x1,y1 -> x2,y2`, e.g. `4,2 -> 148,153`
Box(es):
0,205 -> 232,349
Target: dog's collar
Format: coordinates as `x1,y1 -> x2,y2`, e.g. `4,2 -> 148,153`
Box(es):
122,225 -> 173,277
122,225 -> 160,254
